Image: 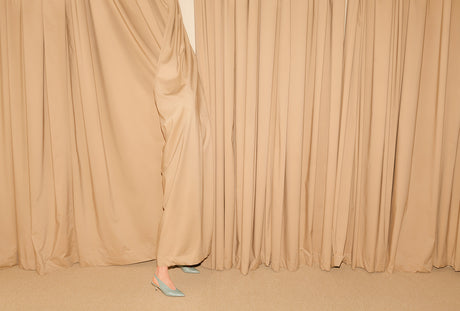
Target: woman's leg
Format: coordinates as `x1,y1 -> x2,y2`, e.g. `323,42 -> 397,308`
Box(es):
152,0 -> 213,287
152,265 -> 176,289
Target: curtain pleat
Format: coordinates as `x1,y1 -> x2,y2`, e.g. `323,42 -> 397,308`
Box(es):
1,0 -> 459,275
1,0 -> 170,274
195,0 -> 460,274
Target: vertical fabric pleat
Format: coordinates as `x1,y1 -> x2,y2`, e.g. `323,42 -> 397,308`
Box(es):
1,0 -> 207,274
195,0 -> 460,274
1,0 -> 459,275
1,0 -> 79,272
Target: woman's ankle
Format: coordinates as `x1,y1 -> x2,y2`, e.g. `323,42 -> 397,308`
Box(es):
156,266 -> 169,274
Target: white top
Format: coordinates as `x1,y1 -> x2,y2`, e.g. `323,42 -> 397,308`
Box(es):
178,0 -> 196,52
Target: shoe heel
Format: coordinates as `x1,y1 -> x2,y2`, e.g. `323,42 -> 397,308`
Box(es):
151,274 -> 185,297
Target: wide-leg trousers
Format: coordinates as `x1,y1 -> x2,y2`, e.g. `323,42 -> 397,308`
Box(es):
66,0 -> 214,268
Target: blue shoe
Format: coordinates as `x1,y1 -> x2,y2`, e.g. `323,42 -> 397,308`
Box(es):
151,274 -> 185,297
179,266 -> 200,274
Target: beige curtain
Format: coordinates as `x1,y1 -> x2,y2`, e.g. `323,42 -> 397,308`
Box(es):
1,0 -> 213,274
1,0 -> 459,276
195,0 -> 460,274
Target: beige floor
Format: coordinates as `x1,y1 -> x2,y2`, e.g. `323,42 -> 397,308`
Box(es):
0,261 -> 459,311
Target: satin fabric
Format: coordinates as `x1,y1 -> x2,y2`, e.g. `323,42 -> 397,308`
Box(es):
0,0 -> 213,273
195,0 -> 460,274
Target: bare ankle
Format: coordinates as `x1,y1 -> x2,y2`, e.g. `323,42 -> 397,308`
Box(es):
155,266 -> 169,275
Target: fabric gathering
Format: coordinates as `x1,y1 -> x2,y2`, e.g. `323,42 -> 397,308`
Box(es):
1,0 -> 214,274
1,0 -> 459,290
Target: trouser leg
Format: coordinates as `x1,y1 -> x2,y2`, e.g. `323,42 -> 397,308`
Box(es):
153,0 -> 214,268
155,95 -> 208,267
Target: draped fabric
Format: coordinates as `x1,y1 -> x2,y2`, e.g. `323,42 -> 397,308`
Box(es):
1,0 -> 459,276
0,0 -> 213,274
195,0 -> 460,274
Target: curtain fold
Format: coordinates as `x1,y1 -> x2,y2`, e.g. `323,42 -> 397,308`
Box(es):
1,0 -> 459,275
195,0 -> 460,274
1,0 -> 171,274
